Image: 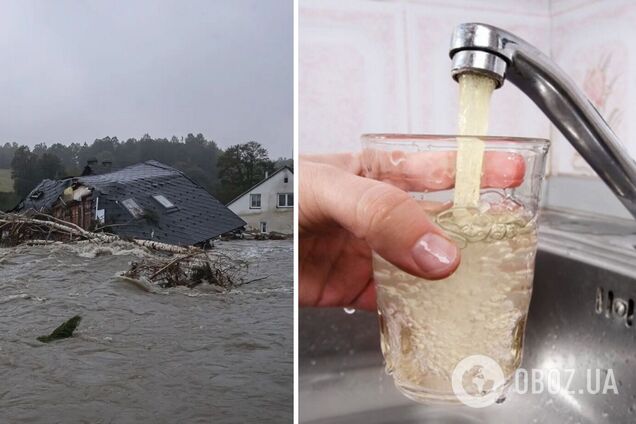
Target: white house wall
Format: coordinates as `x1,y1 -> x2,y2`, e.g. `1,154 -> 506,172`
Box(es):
228,168 -> 294,234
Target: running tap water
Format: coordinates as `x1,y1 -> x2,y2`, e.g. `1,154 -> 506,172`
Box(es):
449,22 -> 636,219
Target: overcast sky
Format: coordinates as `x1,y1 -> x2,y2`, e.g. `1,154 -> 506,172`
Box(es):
0,0 -> 292,159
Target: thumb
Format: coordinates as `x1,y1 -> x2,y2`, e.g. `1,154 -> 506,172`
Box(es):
302,161 -> 460,279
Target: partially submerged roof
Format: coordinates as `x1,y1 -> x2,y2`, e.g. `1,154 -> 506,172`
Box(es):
15,161 -> 246,246
226,165 -> 293,206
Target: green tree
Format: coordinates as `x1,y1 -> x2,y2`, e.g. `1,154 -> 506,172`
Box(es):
37,153 -> 65,181
11,148 -> 65,198
274,157 -> 293,170
11,146 -> 39,197
218,141 -> 274,203
4,134 -> 281,204
0,142 -> 19,168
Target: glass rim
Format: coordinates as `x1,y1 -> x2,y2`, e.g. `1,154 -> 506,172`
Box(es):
361,133 -> 550,147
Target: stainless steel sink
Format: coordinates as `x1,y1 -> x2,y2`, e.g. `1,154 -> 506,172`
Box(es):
299,209 -> 636,423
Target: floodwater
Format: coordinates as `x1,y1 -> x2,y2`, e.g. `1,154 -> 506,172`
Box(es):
0,240 -> 292,423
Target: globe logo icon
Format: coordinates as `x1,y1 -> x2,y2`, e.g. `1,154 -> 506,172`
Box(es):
451,355 -> 506,408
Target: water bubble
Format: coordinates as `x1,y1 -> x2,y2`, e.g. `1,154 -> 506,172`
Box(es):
343,308 -> 356,315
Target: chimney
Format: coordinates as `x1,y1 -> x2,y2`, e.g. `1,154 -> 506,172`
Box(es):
81,158 -> 98,176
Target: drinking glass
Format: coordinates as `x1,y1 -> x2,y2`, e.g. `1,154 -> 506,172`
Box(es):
361,134 -> 549,405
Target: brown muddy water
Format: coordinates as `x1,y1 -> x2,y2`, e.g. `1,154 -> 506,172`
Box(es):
0,240 -> 292,423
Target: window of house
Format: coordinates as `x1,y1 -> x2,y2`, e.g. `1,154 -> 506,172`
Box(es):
260,221 -> 267,233
152,194 -> 175,209
284,177 -> 288,183
277,193 -> 293,208
122,198 -> 143,218
250,193 -> 261,208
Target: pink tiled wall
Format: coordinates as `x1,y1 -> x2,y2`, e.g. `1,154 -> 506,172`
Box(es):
550,0 -> 633,176
299,0 -> 551,155
299,0 -> 635,180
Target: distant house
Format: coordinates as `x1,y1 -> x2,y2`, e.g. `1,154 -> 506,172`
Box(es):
13,160 -> 245,246
226,166 -> 293,234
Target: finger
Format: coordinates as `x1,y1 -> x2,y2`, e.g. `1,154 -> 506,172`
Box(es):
360,149 -> 525,192
300,153 -> 362,174
302,161 -> 460,280
482,151 -> 525,188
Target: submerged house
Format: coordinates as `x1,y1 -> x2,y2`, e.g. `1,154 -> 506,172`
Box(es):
13,160 -> 245,246
226,166 -> 293,234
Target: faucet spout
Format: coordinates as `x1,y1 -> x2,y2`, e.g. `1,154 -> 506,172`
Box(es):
449,22 -> 636,219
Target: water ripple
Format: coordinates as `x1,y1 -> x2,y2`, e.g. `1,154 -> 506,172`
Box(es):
0,240 -> 292,422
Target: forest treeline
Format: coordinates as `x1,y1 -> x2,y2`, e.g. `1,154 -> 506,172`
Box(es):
0,133 -> 291,211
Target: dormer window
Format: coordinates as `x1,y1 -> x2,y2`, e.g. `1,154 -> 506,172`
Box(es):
122,198 -> 143,218
152,194 -> 175,209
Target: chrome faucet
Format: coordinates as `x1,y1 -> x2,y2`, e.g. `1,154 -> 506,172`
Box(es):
449,22 -> 636,219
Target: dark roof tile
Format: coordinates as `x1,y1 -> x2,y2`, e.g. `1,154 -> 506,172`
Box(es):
14,161 -> 245,245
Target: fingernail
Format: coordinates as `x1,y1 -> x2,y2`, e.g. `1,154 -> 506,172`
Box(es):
411,233 -> 458,277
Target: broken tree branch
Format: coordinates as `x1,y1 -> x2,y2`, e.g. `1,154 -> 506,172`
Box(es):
0,211 -> 195,254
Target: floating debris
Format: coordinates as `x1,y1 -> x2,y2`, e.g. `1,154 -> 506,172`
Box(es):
0,293 -> 32,304
225,230 -> 291,241
37,315 -> 82,343
0,211 -> 194,254
123,251 -> 266,291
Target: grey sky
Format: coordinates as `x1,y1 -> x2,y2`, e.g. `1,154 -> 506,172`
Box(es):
0,0 -> 292,159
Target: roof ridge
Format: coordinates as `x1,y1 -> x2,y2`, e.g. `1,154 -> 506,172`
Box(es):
143,160 -> 177,171
225,165 -> 293,206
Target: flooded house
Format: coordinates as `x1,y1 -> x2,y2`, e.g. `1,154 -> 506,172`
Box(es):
13,160 -> 246,246
226,166 -> 293,234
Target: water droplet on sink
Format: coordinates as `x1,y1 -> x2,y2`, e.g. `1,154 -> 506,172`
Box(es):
344,307 -> 356,314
